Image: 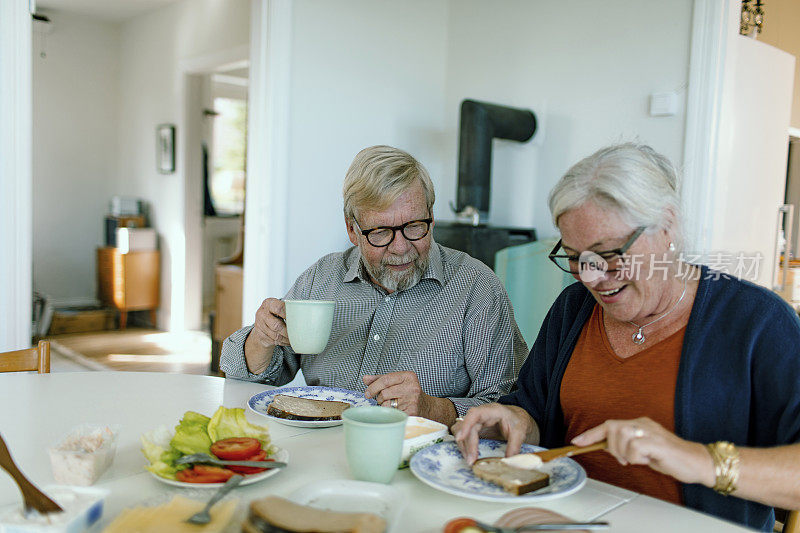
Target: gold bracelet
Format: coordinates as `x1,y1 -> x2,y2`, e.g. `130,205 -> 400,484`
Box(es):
705,441 -> 740,496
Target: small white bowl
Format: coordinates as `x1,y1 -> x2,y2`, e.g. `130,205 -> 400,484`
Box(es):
399,416 -> 448,469
48,424 -> 118,486
0,485 -> 107,533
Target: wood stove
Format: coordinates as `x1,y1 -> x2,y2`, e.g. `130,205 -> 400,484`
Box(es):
433,99 -> 538,269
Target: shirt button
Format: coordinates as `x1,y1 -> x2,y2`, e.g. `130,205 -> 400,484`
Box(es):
373,334 -> 380,341
384,296 -> 391,302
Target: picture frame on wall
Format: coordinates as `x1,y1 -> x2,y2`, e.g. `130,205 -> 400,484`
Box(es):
156,124 -> 176,174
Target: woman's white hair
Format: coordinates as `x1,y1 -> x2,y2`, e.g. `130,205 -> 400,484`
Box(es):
548,143 -> 685,250
342,145 -> 435,222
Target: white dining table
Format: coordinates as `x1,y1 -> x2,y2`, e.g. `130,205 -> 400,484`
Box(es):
0,372 -> 756,532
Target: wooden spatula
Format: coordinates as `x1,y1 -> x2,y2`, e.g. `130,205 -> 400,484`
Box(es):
0,433 -> 62,515
532,440 -> 608,462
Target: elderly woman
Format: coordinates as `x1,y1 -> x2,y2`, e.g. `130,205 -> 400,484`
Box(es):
454,143 -> 800,531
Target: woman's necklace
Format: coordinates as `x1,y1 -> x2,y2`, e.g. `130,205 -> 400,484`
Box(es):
628,275 -> 688,345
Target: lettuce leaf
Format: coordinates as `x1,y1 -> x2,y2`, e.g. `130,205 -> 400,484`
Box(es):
169,411 -> 212,455
140,426 -> 186,480
142,406 -> 275,480
207,406 -> 273,452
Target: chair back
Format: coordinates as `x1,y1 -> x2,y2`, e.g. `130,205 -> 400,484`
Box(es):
784,510 -> 799,533
495,240 -> 574,350
0,340 -> 50,373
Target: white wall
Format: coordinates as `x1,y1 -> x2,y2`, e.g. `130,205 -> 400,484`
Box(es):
274,0 -> 693,293
32,11 -> 121,305
116,0 -> 250,330
0,0 -> 33,349
283,0 -> 450,287
440,0 -> 693,237
711,34 -> 794,287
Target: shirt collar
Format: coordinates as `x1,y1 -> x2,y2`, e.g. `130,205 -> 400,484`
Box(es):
344,246 -> 366,283
343,242 -> 445,287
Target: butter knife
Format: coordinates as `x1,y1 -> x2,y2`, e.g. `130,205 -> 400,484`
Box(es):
176,453 -> 287,469
474,520 -> 610,532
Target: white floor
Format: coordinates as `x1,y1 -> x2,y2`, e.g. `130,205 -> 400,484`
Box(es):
50,343 -> 103,372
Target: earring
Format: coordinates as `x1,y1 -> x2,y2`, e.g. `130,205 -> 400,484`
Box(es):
668,242 -> 676,252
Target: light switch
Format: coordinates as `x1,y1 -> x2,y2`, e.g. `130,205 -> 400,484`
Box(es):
650,92 -> 678,116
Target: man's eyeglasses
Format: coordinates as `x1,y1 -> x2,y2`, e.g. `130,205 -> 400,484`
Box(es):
548,226 -> 647,274
354,218 -> 433,247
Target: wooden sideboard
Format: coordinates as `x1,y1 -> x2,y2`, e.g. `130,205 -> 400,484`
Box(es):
211,264 -> 243,373
97,247 -> 160,329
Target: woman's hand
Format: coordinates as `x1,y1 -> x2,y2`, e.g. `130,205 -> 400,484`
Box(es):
452,404 -> 538,465
571,417 -> 714,486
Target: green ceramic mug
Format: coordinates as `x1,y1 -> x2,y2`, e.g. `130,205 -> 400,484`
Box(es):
342,406 -> 408,483
283,299 -> 335,354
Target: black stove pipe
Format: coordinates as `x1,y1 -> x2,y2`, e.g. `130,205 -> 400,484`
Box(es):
456,99 -> 537,221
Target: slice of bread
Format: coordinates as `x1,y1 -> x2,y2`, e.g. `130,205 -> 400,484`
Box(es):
247,495 -> 386,533
266,394 -> 351,421
472,457 -> 550,496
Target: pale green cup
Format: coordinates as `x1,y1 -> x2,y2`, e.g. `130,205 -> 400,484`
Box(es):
283,299 -> 335,354
342,406 -> 408,483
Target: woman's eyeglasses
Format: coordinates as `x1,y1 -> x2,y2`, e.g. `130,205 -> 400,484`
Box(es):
548,226 -> 647,274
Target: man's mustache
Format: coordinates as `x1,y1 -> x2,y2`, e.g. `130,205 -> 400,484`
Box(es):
382,252 -> 419,266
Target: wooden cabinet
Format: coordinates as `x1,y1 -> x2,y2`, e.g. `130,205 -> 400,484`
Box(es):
211,264 -> 243,373
97,247 -> 160,328
213,265 -> 243,340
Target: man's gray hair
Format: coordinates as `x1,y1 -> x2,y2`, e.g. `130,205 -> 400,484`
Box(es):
548,143 -> 685,249
342,145 -> 435,222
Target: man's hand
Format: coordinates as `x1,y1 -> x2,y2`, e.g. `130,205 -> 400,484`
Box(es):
363,372 -> 457,425
363,371 -> 427,414
244,298 -> 290,374
251,298 -> 290,347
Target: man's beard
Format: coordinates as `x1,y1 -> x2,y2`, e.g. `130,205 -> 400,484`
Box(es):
363,249 -> 430,292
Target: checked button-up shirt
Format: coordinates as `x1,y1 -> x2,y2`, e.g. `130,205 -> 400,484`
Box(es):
220,242 -> 528,416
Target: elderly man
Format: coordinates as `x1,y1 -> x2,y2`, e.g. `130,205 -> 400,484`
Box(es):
221,145 -> 527,426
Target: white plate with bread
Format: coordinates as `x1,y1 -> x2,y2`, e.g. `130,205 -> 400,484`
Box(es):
248,386 -> 377,428
243,480 -> 404,533
409,439 -> 586,502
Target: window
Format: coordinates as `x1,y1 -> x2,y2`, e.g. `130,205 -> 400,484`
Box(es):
209,97 -> 247,215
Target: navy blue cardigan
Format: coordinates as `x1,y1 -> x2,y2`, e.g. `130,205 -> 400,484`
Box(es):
500,267 -> 800,531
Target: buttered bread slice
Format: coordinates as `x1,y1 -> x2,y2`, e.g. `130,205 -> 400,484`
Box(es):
472,457 -> 550,496
267,394 -> 351,421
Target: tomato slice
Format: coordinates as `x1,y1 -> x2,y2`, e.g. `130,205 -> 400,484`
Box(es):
175,465 -> 235,483
443,517 -> 480,533
227,449 -> 271,475
210,437 -> 261,460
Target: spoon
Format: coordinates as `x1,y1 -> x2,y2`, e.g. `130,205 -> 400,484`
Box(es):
0,433 -> 63,516
185,474 -> 243,525
176,453 -> 287,469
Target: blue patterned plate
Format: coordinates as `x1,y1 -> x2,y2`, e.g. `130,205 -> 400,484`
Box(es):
248,386 -> 377,428
409,439 -> 587,502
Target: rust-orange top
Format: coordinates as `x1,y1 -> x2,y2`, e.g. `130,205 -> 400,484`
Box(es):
560,305 -> 685,504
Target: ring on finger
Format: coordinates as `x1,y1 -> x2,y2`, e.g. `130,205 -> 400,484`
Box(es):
632,425 -> 645,438
389,399 -> 398,409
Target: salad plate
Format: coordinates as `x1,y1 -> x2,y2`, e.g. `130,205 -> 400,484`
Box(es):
248,386 -> 377,428
149,446 -> 289,489
289,479 -> 405,533
409,439 -> 586,502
